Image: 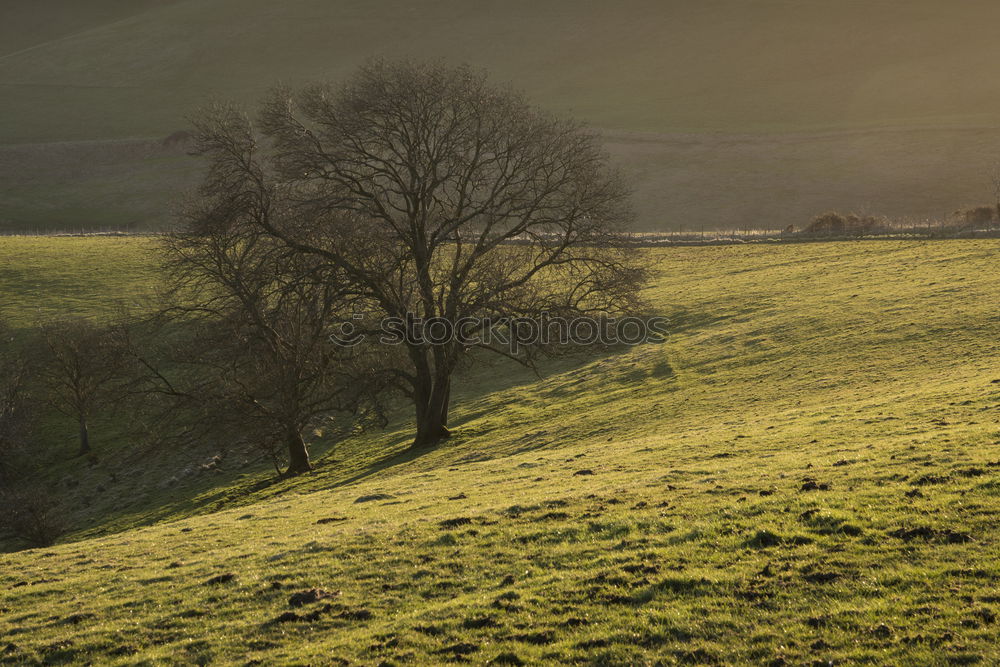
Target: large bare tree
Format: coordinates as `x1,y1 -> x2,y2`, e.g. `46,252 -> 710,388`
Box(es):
191,60 -> 648,448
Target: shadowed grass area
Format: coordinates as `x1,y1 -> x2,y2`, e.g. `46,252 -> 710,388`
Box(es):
0,239 -> 998,664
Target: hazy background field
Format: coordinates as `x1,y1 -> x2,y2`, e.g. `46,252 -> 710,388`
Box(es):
4,0 -> 1000,231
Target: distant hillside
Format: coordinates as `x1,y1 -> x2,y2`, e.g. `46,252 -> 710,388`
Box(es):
0,0 -> 180,60
4,127 -> 1000,233
3,0 -> 1000,230
4,0 -> 1000,142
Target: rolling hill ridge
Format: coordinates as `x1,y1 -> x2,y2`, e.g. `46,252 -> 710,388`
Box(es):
3,1 -> 1000,229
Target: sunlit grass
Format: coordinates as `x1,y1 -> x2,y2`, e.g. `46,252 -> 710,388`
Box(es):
0,239 -> 998,664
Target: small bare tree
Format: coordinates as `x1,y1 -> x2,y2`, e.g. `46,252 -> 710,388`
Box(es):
0,317 -> 31,483
37,317 -> 127,456
150,162 -> 391,474
0,486 -> 65,548
191,60 -> 649,449
0,316 -> 64,548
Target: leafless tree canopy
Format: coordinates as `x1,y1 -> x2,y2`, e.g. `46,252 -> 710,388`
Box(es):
155,205 -> 391,474
36,317 -> 128,456
188,60 -> 649,447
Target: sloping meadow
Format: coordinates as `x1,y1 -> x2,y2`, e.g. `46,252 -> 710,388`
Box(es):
0,239 -> 998,664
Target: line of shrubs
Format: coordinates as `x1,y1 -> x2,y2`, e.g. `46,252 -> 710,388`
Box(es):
801,206 -> 999,236
803,212 -> 890,235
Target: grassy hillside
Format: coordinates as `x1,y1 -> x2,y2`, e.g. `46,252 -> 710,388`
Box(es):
0,140 -> 197,231
3,0 -> 1000,230
4,0 -> 1000,142
5,127 -> 1000,234
0,236 -> 159,326
0,1 -> 180,60
1,239 -> 998,664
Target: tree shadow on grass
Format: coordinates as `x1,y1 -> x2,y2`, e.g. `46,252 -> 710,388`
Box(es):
258,301 -> 750,493
43,301 -> 744,547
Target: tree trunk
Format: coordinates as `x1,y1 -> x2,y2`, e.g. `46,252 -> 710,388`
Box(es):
77,417 -> 91,456
412,376 -> 451,448
407,343 -> 454,448
285,428 -> 312,475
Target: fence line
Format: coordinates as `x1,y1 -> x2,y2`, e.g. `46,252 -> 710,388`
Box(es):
0,227 -> 161,238
622,220 -> 1000,246
3,222 -> 1000,245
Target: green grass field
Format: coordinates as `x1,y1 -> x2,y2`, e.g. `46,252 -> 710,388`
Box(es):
4,0 -> 1000,231
1,238 -> 998,664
